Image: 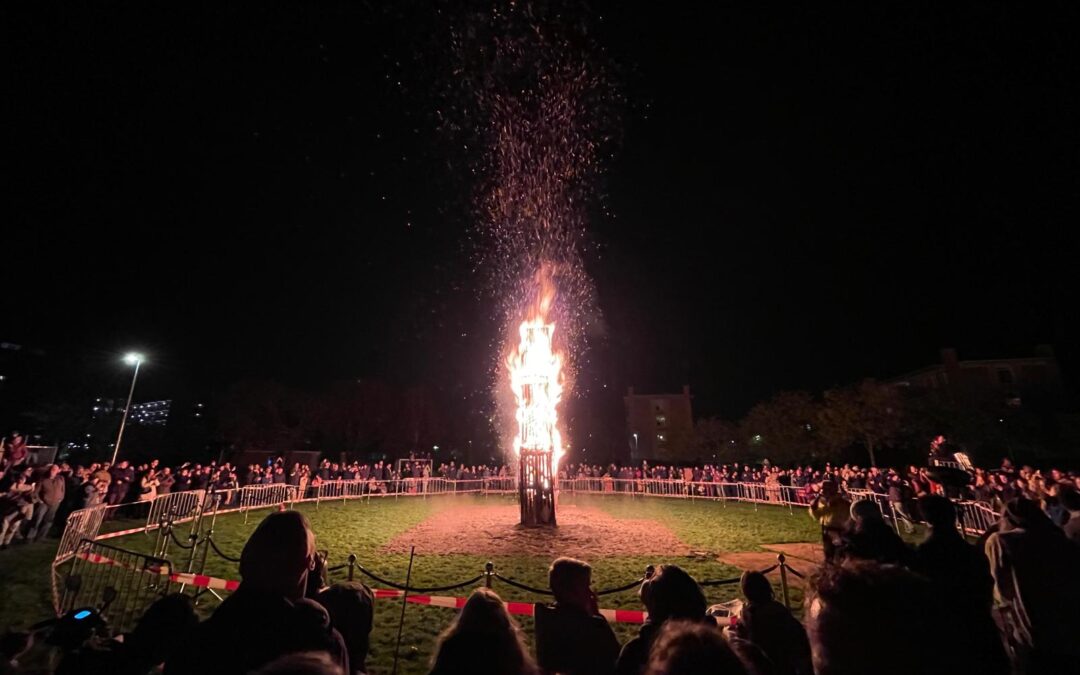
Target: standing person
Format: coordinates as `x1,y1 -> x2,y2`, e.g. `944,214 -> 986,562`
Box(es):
27,464 -> 65,541
985,498 -> 1080,674
137,469 -> 159,503
535,557 -> 620,675
157,467 -> 175,495
1,433 -> 28,469
0,474 -> 35,548
1061,487 -> 1080,543
107,461 -> 134,506
809,481 -> 850,562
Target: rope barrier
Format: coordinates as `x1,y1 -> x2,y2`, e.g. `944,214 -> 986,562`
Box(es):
352,563 -> 485,594
168,530 -> 196,550
492,574 -> 555,596
207,536 -> 242,563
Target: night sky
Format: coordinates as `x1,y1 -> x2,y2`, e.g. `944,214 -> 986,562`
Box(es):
6,2 -> 1079,448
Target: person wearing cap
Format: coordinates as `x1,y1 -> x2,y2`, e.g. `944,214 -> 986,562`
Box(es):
809,481 -> 850,562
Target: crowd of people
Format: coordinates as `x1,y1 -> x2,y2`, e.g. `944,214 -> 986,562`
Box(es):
563,458 -> 1080,521
5,488 -> 1076,675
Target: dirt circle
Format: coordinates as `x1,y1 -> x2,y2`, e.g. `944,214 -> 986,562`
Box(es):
381,502 -> 691,558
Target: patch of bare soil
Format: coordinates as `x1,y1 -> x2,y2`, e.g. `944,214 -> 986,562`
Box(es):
381,502 -> 690,558
715,543 -> 823,585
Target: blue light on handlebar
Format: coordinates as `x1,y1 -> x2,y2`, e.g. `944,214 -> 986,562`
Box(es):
73,610 -> 92,620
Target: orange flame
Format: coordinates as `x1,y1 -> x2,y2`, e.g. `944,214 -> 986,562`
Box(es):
506,266 -> 565,471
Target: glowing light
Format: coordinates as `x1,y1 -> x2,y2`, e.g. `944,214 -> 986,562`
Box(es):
123,352 -> 144,365
506,266 -> 565,471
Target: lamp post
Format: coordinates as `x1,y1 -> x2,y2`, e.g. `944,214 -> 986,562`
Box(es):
110,352 -> 143,465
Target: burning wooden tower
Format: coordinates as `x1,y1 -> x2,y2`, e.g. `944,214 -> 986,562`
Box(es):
507,268 -> 563,527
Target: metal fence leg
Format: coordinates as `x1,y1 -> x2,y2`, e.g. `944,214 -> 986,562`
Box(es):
778,553 -> 791,609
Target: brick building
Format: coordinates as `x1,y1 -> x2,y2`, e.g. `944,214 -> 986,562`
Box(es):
889,346 -> 1064,407
624,385 -> 695,462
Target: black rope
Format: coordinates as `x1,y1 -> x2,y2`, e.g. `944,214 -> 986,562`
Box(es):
595,577 -> 648,596
492,574 -> 554,596
169,530 -> 195,550
698,563 -> 778,587
207,536 -> 241,563
353,564 -> 484,594
785,565 -> 805,579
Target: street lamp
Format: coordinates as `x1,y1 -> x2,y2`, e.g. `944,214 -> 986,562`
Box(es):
110,352 -> 144,465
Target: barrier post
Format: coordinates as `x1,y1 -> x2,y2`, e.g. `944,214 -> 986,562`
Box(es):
347,553 -> 357,582
485,561 -> 494,588
777,553 -> 791,609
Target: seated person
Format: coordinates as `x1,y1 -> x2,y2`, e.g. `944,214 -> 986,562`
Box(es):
305,551 -> 375,674
535,557 -> 620,675
428,587 -> 537,675
616,565 -> 711,675
165,511 -> 347,674
732,572 -> 811,675
645,620 -> 749,675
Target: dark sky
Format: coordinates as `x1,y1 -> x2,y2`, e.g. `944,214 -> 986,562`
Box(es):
6,2 -> 1079,443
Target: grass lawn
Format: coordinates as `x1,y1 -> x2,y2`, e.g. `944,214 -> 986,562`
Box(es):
1,493 -> 823,674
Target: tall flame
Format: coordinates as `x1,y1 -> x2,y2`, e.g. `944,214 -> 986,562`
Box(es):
506,266 -> 565,470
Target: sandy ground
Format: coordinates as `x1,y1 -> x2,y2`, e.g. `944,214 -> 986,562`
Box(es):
715,542 -> 824,585
381,502 -> 691,557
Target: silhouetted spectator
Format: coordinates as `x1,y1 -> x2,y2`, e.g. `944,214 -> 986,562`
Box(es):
305,555 -> 375,675
985,497 -> 1080,673
839,500 -> 910,567
0,630 -> 31,675
617,565 -> 711,675
252,651 -> 344,675
809,481 -> 850,561
732,572 -> 811,675
428,587 -> 538,675
806,561 -> 961,675
57,593 -> 198,675
165,511 -> 347,675
645,620 -> 749,675
1060,487 -> 1080,543
913,496 -> 993,607
912,496 -> 1008,675
535,557 -> 620,675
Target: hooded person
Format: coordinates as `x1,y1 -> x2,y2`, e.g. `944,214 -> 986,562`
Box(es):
164,511 -> 347,675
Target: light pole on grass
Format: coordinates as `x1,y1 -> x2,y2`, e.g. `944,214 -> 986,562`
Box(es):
110,352 -> 144,466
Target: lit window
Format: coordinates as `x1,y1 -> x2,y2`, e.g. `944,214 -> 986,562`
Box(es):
656,433 -> 666,443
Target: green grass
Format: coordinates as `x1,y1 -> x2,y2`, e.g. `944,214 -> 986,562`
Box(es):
1,494 -> 824,674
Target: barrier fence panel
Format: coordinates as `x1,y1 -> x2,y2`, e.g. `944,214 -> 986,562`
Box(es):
238,484 -> 297,522
61,539 -> 175,635
956,500 -> 998,535
146,489 -> 206,531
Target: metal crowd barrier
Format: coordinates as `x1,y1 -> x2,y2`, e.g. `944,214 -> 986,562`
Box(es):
60,539 -> 175,635
238,484 -> 297,522
146,489 -> 206,531
956,500 -> 998,535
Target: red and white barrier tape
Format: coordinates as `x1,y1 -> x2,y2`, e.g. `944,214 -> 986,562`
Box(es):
75,551 -> 648,623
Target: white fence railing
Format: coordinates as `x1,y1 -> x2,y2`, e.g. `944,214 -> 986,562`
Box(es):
55,473 -> 1004,612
